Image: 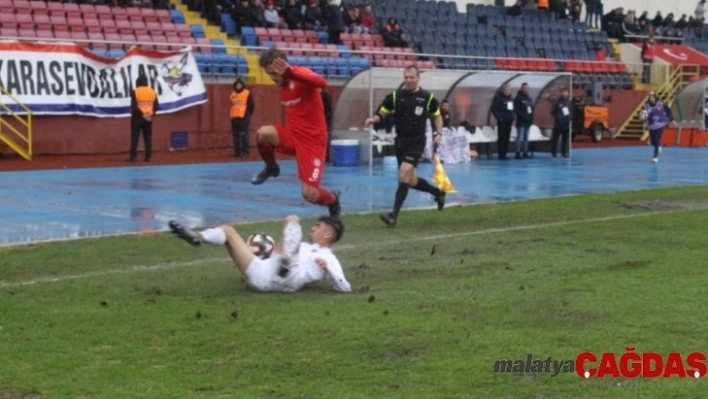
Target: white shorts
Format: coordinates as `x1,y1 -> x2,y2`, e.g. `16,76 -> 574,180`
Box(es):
244,257 -> 293,292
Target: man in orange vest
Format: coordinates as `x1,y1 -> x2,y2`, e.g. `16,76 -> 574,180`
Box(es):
128,74 -> 159,162
230,76 -> 256,158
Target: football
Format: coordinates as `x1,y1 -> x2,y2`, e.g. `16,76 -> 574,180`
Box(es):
246,233 -> 275,259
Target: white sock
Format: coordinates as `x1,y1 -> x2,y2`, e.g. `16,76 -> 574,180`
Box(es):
199,227 -> 227,245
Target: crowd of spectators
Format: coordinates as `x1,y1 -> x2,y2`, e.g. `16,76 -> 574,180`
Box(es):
601,7 -> 704,43
194,0 -> 408,47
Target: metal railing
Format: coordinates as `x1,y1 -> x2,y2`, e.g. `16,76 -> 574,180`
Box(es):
0,83 -> 33,160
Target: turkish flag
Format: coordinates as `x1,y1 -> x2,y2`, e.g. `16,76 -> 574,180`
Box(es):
636,44 -> 708,66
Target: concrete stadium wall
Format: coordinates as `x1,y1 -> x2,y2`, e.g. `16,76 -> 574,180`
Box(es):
26,84 -> 342,156
23,84 -> 644,156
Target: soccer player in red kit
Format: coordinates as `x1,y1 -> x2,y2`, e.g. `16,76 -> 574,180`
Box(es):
251,48 -> 341,218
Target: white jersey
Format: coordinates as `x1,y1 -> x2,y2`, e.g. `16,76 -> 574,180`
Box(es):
244,222 -> 351,293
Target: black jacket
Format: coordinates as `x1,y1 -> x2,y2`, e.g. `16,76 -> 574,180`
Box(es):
514,91 -> 534,126
551,96 -> 573,126
491,93 -> 516,123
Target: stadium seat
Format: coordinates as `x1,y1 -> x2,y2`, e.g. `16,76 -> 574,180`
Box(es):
305,30 -> 318,44
151,9 -> 168,23
292,29 -> 307,43
190,24 -> 206,39
0,27 -> 17,38
160,22 -> 177,36
210,38 -> 226,54
142,8 -> 157,23
36,29 -> 54,39
195,37 -> 212,53
170,10 -> 185,24
16,14 -> 34,31
46,2 -> 64,18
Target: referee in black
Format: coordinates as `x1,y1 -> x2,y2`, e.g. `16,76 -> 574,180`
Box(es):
364,65 -> 446,227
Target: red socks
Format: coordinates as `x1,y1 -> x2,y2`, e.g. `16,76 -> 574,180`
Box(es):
257,141 -> 276,167
316,188 -> 336,205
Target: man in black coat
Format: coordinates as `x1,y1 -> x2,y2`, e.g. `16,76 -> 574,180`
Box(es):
513,83 -> 534,159
491,84 -> 515,160
550,88 -> 573,158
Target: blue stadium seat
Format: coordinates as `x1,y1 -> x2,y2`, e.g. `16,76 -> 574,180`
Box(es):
170,10 -> 185,24
316,30 -> 329,44
289,56 -> 306,66
308,56 -> 325,75
337,44 -> 351,59
210,39 -> 226,54
220,14 -> 237,36
190,25 -> 206,39
193,52 -> 212,74
334,57 -> 349,76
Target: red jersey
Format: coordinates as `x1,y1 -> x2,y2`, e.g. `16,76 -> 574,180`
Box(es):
280,66 -> 327,141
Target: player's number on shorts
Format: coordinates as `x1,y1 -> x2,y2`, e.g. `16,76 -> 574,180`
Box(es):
310,167 -> 320,182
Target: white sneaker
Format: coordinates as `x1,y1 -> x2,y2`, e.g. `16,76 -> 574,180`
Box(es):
652,157 -> 659,163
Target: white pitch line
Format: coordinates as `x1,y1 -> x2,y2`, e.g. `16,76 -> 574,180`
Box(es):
1,206 -> 702,289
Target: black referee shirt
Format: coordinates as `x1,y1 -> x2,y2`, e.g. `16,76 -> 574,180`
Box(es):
377,88 -> 441,139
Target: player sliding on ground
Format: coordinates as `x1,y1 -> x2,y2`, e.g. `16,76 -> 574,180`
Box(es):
168,215 -> 351,293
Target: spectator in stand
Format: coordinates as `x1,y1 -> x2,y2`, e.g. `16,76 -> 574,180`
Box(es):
264,0 -> 288,28
557,0 -> 572,20
621,13 -> 637,42
570,0 -> 581,21
549,0 -> 562,19
664,13 -> 676,29
584,0 -> 597,28
303,0 -> 325,31
676,14 -> 688,30
593,0 -> 603,28
249,0 -> 267,27
641,36 -> 655,83
152,0 -> 172,10
651,11 -> 663,29
324,0 -> 344,45
697,0 -> 706,23
537,0 -> 549,16
283,0 -> 304,30
360,4 -> 375,33
383,17 -> 406,47
602,7 -> 623,40
507,0 -> 523,17
343,6 -> 364,33
637,10 -> 648,26
233,0 -> 254,28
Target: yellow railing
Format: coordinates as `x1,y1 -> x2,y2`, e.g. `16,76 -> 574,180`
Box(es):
614,64 -> 699,140
0,84 -> 32,160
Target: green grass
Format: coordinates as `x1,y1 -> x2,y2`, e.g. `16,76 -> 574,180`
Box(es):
2,186 -> 708,398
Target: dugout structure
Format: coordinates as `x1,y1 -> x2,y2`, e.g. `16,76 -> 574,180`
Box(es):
670,78 -> 708,131
332,68 -> 573,165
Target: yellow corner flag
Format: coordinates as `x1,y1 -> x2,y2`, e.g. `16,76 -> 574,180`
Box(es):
431,155 -> 456,193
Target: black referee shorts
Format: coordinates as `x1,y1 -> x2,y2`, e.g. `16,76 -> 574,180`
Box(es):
395,136 -> 426,167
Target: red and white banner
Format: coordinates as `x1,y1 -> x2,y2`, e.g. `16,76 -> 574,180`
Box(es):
0,41 -> 207,117
635,44 -> 708,66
